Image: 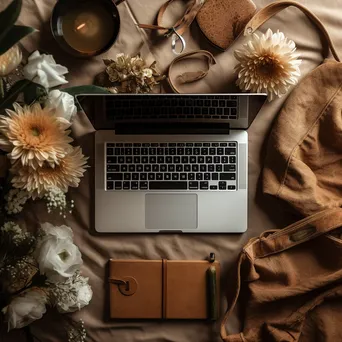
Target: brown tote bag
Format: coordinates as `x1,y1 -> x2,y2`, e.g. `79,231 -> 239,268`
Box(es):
220,2 -> 342,342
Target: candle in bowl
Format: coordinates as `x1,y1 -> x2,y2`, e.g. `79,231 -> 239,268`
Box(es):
51,0 -> 121,57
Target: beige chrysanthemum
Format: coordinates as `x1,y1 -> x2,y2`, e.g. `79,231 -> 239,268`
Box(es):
234,29 -> 302,101
0,103 -> 73,169
11,146 -> 88,199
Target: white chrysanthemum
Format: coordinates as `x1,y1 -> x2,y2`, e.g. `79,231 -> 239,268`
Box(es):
234,28 -> 302,101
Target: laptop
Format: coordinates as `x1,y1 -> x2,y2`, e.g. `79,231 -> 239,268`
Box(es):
92,93 -> 266,233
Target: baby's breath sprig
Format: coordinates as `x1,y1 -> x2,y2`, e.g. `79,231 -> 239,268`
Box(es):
44,187 -> 75,218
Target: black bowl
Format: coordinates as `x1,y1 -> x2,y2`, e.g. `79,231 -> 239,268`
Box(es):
50,0 -> 120,58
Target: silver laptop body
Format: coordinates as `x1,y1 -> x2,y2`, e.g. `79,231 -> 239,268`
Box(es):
93,94 -> 266,233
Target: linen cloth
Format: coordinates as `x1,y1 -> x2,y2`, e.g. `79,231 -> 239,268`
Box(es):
1,0 -> 342,341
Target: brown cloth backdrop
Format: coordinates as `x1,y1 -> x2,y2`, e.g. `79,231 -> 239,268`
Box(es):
1,0 -> 342,341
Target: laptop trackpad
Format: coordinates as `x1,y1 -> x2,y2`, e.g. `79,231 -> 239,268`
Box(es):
145,194 -> 198,230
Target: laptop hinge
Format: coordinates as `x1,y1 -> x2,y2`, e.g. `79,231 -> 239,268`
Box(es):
115,122 -> 230,135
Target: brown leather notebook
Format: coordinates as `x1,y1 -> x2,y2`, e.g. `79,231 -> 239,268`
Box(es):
109,259 -> 220,319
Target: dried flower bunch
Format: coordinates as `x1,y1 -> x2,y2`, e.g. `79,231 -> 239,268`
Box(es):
97,53 -> 165,93
234,28 -> 302,101
0,222 -> 92,334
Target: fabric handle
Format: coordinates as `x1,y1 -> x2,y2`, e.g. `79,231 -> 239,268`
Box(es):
243,0 -> 341,62
220,207 -> 342,341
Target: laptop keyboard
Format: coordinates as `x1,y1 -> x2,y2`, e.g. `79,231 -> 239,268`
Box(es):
105,142 -> 237,191
106,95 -> 239,121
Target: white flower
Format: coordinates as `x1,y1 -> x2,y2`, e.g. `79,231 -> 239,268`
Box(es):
49,272 -> 92,313
35,223 -> 82,283
234,28 -> 302,101
5,188 -> 30,214
45,90 -> 77,122
2,289 -> 47,330
23,51 -> 69,89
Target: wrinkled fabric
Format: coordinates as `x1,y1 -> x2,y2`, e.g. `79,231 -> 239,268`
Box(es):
1,0 -> 342,341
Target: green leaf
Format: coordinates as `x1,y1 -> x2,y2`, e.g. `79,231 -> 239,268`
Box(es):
0,0 -> 22,44
23,81 -> 47,105
62,85 -> 111,97
0,79 -> 31,109
0,25 -> 36,55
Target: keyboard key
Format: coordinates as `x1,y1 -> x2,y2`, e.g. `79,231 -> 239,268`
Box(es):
220,142 -> 228,147
225,148 -> 236,155
216,165 -> 223,172
166,156 -> 172,163
157,156 -> 164,163
228,185 -> 236,190
156,173 -> 163,180
125,148 -> 132,155
198,156 -> 205,163
214,156 -> 220,163
196,173 -> 203,180
149,181 -> 187,190
114,148 -> 121,155
204,173 -> 210,180
168,165 -> 175,172
231,108 -> 237,116
220,173 -> 236,180
169,148 -> 176,155
219,181 -> 226,190
131,181 -> 138,190
212,142 -> 219,147
184,165 -> 191,172
123,181 -> 130,190
200,165 -> 207,172
140,181 -> 148,190
189,181 -> 199,190
174,156 -> 180,163
141,148 -> 148,155
107,147 -> 114,156
132,173 -> 139,180
137,164 -> 143,172
206,156 -> 213,163
188,173 -> 195,180
149,156 -> 157,163
129,165 -> 135,172
152,165 -> 159,172
126,156 -> 133,164
217,148 -> 224,155
149,148 -> 156,155
107,181 -> 114,190
176,165 -> 183,172
124,173 -> 131,180
229,156 -> 236,163
108,173 -> 122,180
221,156 -> 228,163
107,165 -> 119,172
192,165 -> 199,172
200,181 -> 209,190
190,156 -> 196,163
210,185 -> 218,190
142,156 -> 148,163
140,173 -> 147,180
164,173 -> 171,180
194,148 -> 200,155
115,181 -> 122,190
209,148 -> 216,155
186,143 -> 194,147
180,173 -> 187,180
229,142 -> 236,147
142,143 -> 150,147
133,148 -> 140,155
144,165 -> 151,172
160,164 -> 167,172
185,148 -> 192,155
148,173 -> 155,180
133,143 -> 141,147
224,164 -> 236,172
208,165 -> 215,172
168,143 -> 176,147
172,173 -> 179,180
212,173 -> 219,180
134,156 -> 140,164
121,165 -> 128,172
118,156 -> 125,164
177,148 -> 184,155
181,156 -> 189,164
201,148 -> 208,155
157,148 -> 164,155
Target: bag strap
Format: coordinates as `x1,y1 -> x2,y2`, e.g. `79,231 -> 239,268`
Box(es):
220,207 -> 342,342
243,0 -> 341,62
138,0 -> 205,54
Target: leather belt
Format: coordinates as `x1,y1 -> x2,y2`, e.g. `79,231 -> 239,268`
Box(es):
138,0 -> 206,54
